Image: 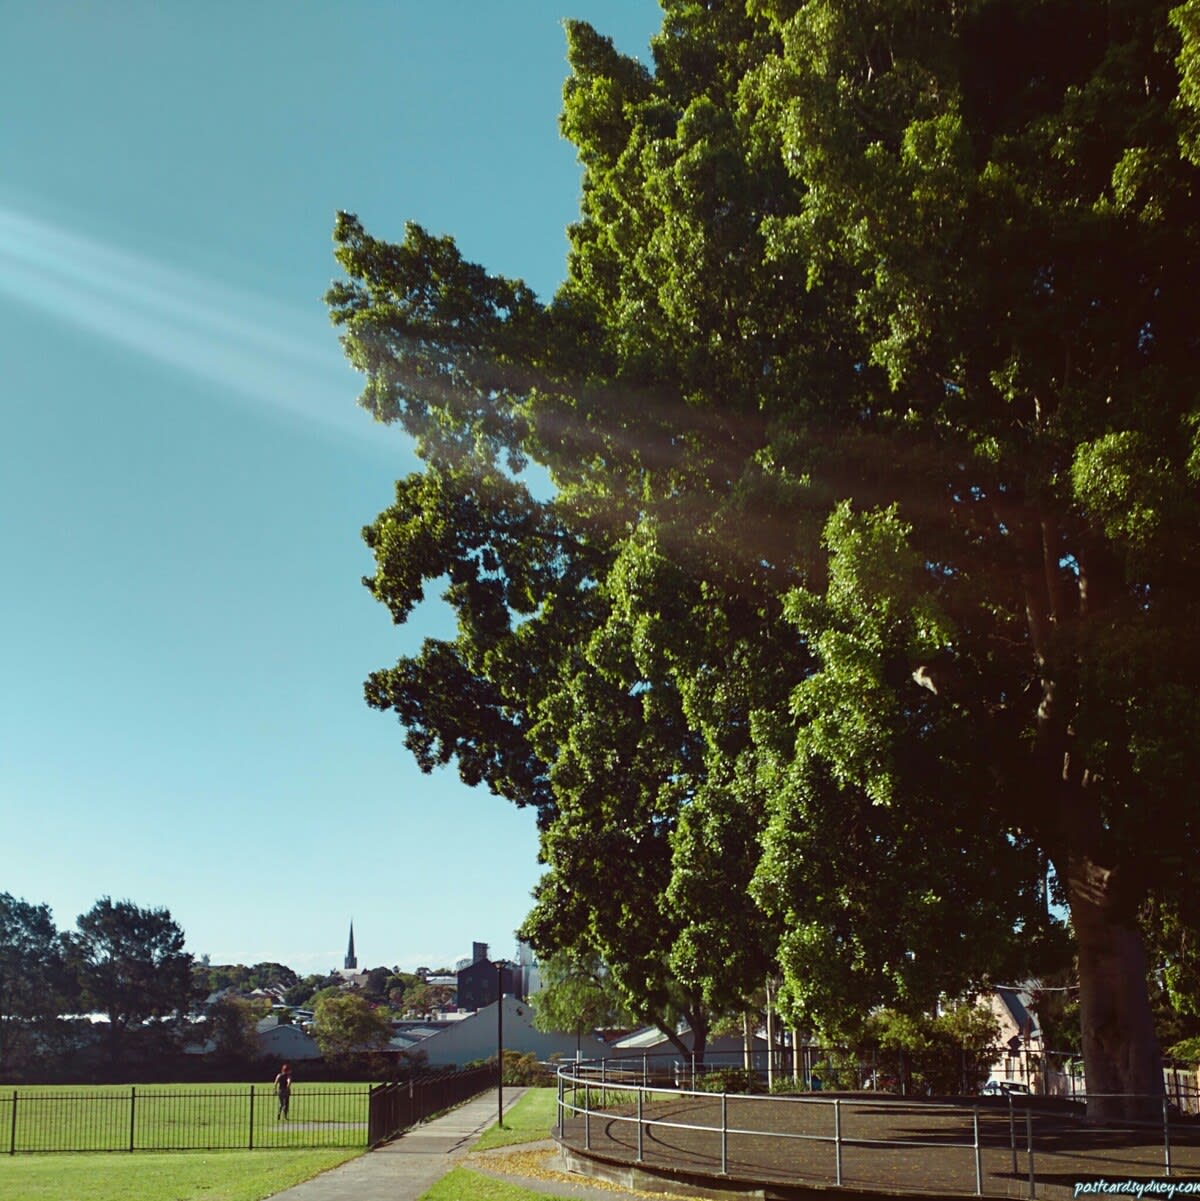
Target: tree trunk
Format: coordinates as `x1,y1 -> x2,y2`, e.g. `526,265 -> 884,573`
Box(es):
1067,851 -> 1162,1122
688,1008 -> 708,1070
1020,520 -> 1162,1122
765,977 -> 776,1090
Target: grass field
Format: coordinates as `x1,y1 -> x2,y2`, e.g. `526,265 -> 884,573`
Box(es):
420,1166 -> 557,1201
0,1146 -> 361,1201
0,1083 -> 371,1152
472,1087 -> 559,1151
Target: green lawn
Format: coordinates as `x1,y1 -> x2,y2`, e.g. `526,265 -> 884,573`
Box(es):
420,1166 -> 555,1201
472,1087 -> 559,1151
0,1146 -> 360,1201
0,1083 -> 370,1152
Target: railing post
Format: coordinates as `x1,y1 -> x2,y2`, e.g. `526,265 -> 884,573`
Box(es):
584,1090 -> 591,1151
9,1090 -> 16,1155
636,1085 -> 644,1163
1164,1095 -> 1173,1177
1009,1091 -> 1018,1177
557,1070 -> 563,1132
129,1086 -> 136,1152
1025,1104 -> 1036,1199
248,1085 -> 255,1149
834,1097 -> 843,1187
973,1106 -> 982,1196
720,1091 -> 728,1176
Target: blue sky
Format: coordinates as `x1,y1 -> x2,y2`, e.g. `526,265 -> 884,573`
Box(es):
1,1 -> 662,976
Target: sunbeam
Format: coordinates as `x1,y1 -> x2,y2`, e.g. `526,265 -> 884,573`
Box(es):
0,204 -> 381,442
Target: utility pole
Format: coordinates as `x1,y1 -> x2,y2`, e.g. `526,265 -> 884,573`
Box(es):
497,962 -> 504,1128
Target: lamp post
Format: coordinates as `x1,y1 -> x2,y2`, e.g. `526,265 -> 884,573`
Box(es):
497,962 -> 504,1128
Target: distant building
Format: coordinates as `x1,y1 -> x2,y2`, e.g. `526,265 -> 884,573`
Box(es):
344,922 -> 357,972
415,995 -> 611,1068
517,940 -> 542,997
457,954 -> 524,1011
257,1015 -> 322,1062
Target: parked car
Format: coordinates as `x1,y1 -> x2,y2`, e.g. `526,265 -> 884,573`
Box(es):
981,1079 -> 1031,1096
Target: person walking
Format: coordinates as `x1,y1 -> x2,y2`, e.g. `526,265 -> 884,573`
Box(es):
274,1063 -> 292,1120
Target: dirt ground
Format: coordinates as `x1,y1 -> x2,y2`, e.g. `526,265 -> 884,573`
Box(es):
557,1092 -> 1200,1199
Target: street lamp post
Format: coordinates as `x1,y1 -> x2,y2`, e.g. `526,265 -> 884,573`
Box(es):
497,962 -> 504,1128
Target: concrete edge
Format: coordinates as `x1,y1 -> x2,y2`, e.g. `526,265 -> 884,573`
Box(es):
554,1138 -> 981,1201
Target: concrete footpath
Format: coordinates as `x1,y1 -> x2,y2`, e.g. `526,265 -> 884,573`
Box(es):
266,1087 -> 527,1201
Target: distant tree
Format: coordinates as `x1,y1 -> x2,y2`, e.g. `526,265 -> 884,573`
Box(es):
402,982 -> 454,1017
207,994 -> 270,1062
530,951 -> 632,1044
862,1003 -> 1001,1095
0,894 -> 71,1073
66,898 -> 195,1064
199,962 -> 299,996
383,971 -> 421,1009
247,962 -> 298,992
283,973 -> 338,1008
307,985 -> 345,1011
200,963 -> 250,995
361,966 -> 390,999
311,992 -> 392,1061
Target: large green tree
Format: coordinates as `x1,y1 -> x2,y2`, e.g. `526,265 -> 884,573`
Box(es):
530,950 -> 633,1043
66,897 -> 195,1064
0,894 -> 71,1074
311,992 -> 392,1062
207,993 -> 270,1063
331,1 -> 1200,1118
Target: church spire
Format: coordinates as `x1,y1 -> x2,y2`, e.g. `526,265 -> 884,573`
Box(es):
344,921 -> 357,971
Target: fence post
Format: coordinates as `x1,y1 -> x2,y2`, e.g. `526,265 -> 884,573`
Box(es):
1026,1104 -> 1036,1199
584,1089 -> 591,1152
1008,1091 -> 1018,1178
129,1086 -> 136,1153
720,1091 -> 728,1176
636,1086 -> 643,1163
973,1106 -> 982,1196
834,1098 -> 843,1187
1164,1095 -> 1173,1177
248,1085 -> 255,1150
9,1090 -> 16,1155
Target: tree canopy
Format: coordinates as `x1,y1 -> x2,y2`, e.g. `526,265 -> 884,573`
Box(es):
311,991 -> 391,1061
66,897 -> 195,1064
0,893 -> 71,1074
529,950 -> 634,1040
331,0 -> 1200,1118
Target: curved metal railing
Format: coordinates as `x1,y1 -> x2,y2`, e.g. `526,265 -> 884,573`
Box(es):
554,1054 -> 1190,1199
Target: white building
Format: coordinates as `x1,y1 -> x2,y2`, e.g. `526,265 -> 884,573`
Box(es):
413,995 -> 612,1068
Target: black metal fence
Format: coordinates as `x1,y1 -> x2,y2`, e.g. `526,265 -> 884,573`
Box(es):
1,1069 -> 502,1154
367,1065 -> 498,1146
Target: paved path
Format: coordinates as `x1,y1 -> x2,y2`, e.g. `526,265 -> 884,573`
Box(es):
267,1087 -> 526,1201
